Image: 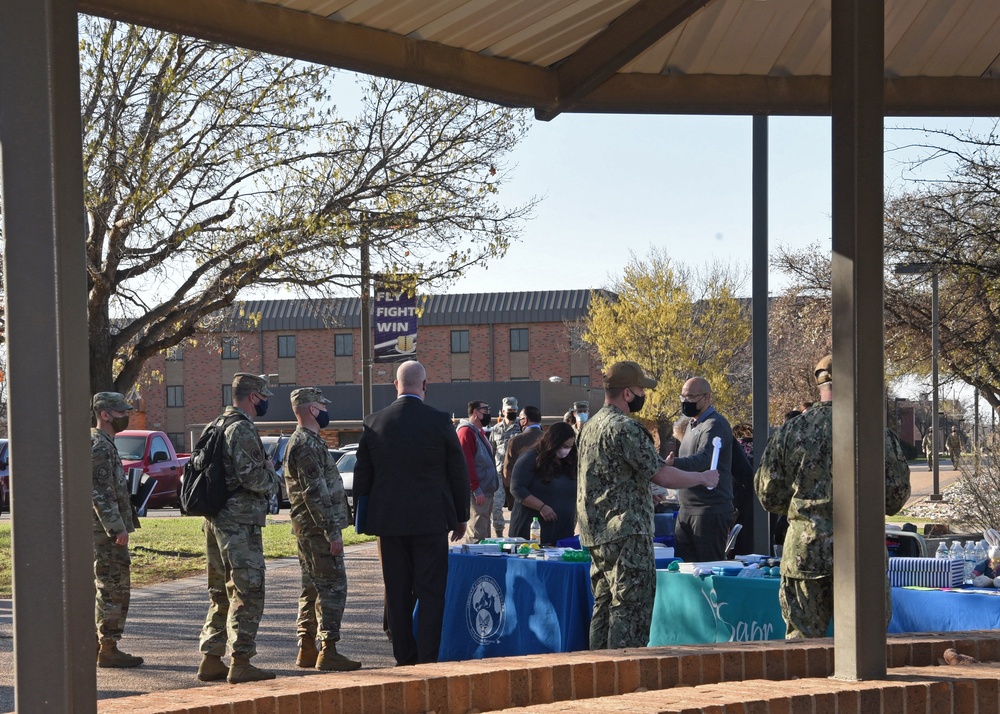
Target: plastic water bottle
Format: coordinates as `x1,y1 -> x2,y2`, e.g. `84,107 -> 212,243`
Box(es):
963,541 -> 977,580
530,517 -> 541,545
974,541 -> 987,569
950,540 -> 964,561
935,542 -> 950,558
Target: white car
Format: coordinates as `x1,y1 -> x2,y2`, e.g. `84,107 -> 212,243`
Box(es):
334,450 -> 357,523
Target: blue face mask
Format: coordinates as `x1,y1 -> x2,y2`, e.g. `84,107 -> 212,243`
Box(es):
315,407 -> 330,429
254,397 -> 269,417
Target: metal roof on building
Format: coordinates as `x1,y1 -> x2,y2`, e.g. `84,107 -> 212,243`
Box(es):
225,289 -> 608,332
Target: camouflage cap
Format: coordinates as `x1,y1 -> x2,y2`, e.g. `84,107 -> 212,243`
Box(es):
604,361 -> 657,390
814,355 -> 833,385
290,387 -> 331,406
573,400 -> 589,412
92,392 -> 134,412
232,372 -> 274,397
501,396 -> 518,413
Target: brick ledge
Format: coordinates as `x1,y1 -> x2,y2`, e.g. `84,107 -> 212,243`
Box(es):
96,631 -> 1000,714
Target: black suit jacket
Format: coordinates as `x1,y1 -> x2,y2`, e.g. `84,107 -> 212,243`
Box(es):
353,396 -> 470,537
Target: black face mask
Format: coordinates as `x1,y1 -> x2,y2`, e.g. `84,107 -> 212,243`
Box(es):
254,397 -> 269,417
314,407 -> 330,429
625,391 -> 646,414
680,400 -> 701,418
480,412 -> 492,426
110,414 -> 131,433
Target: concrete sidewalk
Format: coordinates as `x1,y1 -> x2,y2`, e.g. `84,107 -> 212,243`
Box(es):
0,540 -> 396,712
904,459 -> 962,507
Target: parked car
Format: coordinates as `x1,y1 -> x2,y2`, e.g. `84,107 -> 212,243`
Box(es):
114,430 -> 190,509
260,434 -> 290,509
0,439 -> 9,512
335,450 -> 356,524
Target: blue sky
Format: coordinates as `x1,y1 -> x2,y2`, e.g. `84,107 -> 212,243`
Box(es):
440,112 -> 991,297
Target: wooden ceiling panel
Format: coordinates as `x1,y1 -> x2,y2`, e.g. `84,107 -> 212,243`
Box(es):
485,0 -> 627,66
415,0 -> 576,52
659,0 -> 739,74
773,2 -> 830,76
82,0 -> 1000,117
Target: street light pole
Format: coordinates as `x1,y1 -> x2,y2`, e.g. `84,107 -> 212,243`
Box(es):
930,269 -> 941,500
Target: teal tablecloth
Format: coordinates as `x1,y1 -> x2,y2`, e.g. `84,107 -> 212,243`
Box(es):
650,571 -> 791,644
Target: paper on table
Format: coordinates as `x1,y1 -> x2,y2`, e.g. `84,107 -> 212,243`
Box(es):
707,436 -> 722,489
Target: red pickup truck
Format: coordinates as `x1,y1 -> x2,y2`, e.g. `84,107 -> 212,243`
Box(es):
114,430 -> 190,509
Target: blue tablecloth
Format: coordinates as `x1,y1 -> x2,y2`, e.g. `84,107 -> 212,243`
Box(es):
438,553 -> 593,661
651,572 -> 1000,645
888,586 -> 1000,633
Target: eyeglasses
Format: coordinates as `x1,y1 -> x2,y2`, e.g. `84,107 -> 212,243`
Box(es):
680,392 -> 706,402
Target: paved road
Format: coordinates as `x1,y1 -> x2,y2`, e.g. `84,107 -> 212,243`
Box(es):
0,539 -> 396,713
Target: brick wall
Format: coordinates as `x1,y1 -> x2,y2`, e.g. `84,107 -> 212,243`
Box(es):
136,318 -> 601,449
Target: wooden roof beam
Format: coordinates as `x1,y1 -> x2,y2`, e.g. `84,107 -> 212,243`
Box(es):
80,0 -> 558,111
565,74 -> 1000,117
535,0 -> 714,122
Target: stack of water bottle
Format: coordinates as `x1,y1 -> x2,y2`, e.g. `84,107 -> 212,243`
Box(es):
934,539 -> 987,584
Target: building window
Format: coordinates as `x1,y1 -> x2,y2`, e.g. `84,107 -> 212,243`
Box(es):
222,384 -> 232,406
278,335 -> 296,358
335,333 -> 353,356
451,378 -> 470,382
168,433 -> 186,452
571,375 -> 591,386
221,336 -> 239,360
335,380 -> 354,385
165,345 -> 183,361
510,328 -> 529,352
451,330 -> 469,353
166,386 -> 184,407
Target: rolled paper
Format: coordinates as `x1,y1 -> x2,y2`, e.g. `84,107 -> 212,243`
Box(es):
708,436 -> 722,490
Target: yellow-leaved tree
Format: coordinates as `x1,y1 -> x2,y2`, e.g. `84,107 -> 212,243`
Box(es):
584,248 -> 751,449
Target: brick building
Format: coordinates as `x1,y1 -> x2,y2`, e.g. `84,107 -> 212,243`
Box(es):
135,290 -> 607,450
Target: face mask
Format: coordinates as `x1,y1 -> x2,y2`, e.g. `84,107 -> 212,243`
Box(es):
480,412 -> 492,426
254,397 -> 269,417
110,414 -> 130,433
680,400 -> 700,418
556,447 -> 572,459
506,411 -> 517,421
625,390 -> 646,414
576,412 -> 588,424
314,407 -> 330,429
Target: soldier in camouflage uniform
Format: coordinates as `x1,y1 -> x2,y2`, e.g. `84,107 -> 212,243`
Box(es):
285,387 -> 362,672
489,397 -> 521,535
755,355 -> 911,638
197,373 -> 281,684
577,361 -> 719,650
92,392 -> 143,668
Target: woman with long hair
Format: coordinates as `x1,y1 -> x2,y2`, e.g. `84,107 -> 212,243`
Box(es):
509,421 -> 577,544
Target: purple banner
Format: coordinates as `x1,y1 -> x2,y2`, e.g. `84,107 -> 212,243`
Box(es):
373,284 -> 418,362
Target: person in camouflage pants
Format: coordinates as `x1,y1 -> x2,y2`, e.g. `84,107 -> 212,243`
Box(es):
755,355 -> 911,638
577,361 -> 719,650
92,391 -> 143,668
284,387 -> 361,672
198,373 -> 281,684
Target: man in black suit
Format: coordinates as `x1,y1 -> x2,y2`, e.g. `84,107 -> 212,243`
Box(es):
353,360 -> 469,665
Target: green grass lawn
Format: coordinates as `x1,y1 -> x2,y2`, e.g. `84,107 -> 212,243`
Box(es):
0,517 -> 375,598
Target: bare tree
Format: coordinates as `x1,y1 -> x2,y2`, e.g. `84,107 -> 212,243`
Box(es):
74,17 -> 535,394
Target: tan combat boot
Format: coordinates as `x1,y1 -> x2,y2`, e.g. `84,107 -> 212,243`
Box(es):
197,653 -> 229,682
97,640 -> 143,668
228,656 -> 276,684
296,636 -> 319,668
315,641 -> 361,672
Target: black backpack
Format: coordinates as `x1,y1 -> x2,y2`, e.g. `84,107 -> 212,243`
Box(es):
180,412 -> 246,517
